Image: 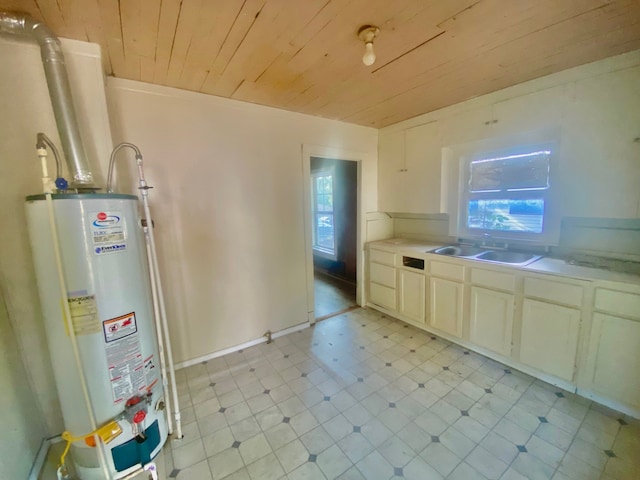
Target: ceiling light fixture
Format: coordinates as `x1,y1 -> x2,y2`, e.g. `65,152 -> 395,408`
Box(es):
358,25 -> 380,67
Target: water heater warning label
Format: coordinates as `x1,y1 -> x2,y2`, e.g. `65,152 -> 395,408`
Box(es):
103,312 -> 138,342
103,313 -> 146,404
90,211 -> 127,255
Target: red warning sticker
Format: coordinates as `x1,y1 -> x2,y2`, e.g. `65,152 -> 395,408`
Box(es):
103,312 -> 138,343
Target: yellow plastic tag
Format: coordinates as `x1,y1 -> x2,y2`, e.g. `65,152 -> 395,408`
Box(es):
84,421 -> 122,447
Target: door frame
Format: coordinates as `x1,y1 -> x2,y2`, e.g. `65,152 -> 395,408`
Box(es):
302,144 -> 364,321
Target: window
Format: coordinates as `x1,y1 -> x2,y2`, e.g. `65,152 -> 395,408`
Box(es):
312,169 -> 337,259
460,148 -> 554,243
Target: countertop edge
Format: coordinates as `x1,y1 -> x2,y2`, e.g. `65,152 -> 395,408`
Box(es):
367,238 -> 640,286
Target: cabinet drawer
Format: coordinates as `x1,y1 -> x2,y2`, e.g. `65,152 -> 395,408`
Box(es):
370,248 -> 396,266
370,283 -> 396,310
594,289 -> 640,320
370,263 -> 396,288
471,268 -> 516,292
430,260 -> 464,281
524,277 -> 583,307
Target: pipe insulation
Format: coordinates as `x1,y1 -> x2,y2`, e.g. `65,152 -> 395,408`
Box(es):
0,12 -> 94,186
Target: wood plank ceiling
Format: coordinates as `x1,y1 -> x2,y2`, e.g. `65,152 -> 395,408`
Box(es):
1,0 -> 640,128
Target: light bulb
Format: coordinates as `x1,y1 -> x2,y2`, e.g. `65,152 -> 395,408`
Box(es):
362,42 -> 376,66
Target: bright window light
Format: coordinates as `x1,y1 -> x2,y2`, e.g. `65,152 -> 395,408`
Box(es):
311,170 -> 337,258
467,198 -> 544,233
460,146 -> 553,241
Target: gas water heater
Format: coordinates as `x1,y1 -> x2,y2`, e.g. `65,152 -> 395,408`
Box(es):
26,195 -> 168,479
1,11 -> 180,480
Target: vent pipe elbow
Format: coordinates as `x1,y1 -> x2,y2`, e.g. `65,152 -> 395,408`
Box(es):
0,12 -> 94,186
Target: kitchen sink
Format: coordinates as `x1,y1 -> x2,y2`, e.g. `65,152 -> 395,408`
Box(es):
432,245 -> 486,257
429,244 -> 543,266
475,250 -> 542,265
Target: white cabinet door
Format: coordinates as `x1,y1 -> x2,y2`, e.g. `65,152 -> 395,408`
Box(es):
440,87 -> 565,146
404,121 -> 443,213
492,85 -> 565,138
470,287 -> 514,357
378,129 -> 405,212
520,299 -> 580,381
378,121 -> 442,213
587,313 -> 640,410
429,277 -> 463,338
561,67 -> 640,218
399,269 -> 426,324
439,105 -> 493,146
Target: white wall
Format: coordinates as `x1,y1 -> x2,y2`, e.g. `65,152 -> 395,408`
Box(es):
0,34 -> 113,445
106,79 -> 378,365
0,287 -> 44,478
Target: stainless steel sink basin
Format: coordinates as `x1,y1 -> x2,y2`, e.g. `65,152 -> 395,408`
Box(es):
429,244 -> 543,266
432,245 -> 487,257
476,250 -> 541,265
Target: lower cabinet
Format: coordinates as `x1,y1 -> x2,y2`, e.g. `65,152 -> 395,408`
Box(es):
369,282 -> 396,311
368,250 -> 397,311
429,276 -> 463,337
587,313 -> 640,409
367,243 -> 640,416
584,284 -> 640,411
520,298 -> 581,381
469,286 -> 514,357
398,269 -> 425,323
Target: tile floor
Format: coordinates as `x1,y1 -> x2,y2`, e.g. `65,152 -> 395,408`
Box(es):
153,308 -> 640,480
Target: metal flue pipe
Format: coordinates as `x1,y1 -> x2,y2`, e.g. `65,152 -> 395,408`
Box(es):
0,12 -> 94,186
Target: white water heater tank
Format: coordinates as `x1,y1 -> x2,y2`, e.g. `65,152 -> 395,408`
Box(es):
25,193 -> 168,479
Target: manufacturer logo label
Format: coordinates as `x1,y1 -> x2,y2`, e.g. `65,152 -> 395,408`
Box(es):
95,244 -> 126,254
93,213 -> 121,228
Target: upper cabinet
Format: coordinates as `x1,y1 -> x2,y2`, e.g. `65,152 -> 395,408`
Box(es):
560,66 -> 640,218
379,86 -> 567,216
439,85 -> 566,146
378,55 -> 640,221
439,105 -> 494,146
378,121 -> 442,213
491,85 -> 565,138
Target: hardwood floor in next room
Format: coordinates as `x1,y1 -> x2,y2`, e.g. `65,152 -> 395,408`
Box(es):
313,272 -> 357,321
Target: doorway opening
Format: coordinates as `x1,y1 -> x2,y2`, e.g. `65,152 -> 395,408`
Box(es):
310,156 -> 358,321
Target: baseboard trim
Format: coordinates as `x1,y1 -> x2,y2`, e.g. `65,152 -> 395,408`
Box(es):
578,388 -> 640,419
175,321 -> 311,370
29,434 -> 62,480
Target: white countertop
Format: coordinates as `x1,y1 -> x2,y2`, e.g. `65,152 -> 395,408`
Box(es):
368,238 -> 640,286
